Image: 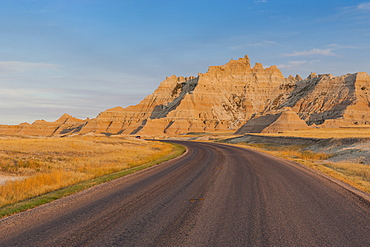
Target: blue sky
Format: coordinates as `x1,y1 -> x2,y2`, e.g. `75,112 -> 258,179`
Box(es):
1,0 -> 369,124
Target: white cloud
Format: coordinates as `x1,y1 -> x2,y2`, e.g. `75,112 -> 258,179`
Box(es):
0,88 -> 63,104
318,2 -> 370,24
230,40 -> 280,50
284,48 -> 336,57
327,43 -> 360,49
255,0 -> 267,3
357,2 -> 370,9
277,61 -> 307,69
249,40 -> 280,46
0,61 -> 58,73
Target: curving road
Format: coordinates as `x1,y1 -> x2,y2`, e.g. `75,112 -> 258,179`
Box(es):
0,141 -> 369,246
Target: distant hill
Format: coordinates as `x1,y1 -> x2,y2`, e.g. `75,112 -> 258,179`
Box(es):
1,55 -> 370,136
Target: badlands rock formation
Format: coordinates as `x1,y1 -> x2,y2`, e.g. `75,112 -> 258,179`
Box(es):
0,114 -> 86,136
1,55 -> 370,136
235,107 -> 309,134
236,72 -> 370,134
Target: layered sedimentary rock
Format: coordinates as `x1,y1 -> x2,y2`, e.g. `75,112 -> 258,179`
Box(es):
236,71 -> 370,134
235,107 -> 309,134
279,72 -> 370,125
136,56 -> 298,135
234,114 -> 280,134
53,55 -> 299,136
74,75 -> 199,135
1,55 -> 370,136
0,114 -> 86,136
262,108 -> 308,133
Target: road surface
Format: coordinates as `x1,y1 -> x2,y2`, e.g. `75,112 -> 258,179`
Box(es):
0,141 -> 369,246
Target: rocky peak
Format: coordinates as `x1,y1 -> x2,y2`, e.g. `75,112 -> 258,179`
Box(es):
55,113 -> 73,123
307,72 -> 318,80
225,55 -> 251,68
252,62 -> 264,71
150,76 -> 198,119
202,55 -> 252,79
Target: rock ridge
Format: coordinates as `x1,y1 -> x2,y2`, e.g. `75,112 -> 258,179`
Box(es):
1,55 -> 369,136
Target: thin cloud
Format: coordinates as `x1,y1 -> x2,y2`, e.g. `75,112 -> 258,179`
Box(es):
0,61 -> 58,73
327,43 -> 360,49
357,2 -> 370,10
284,48 -> 336,57
0,88 -> 62,102
231,40 -> 281,50
260,40 -> 281,46
316,2 -> 370,25
255,0 -> 267,3
277,61 -> 307,69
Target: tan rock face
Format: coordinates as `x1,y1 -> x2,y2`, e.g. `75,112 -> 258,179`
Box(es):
279,72 -> 370,125
235,107 -> 309,134
235,114 -> 280,134
69,55 -> 298,136
236,72 -> 370,134
0,114 -> 86,136
138,55 -> 297,134
261,108 -> 309,133
342,72 -> 370,125
277,74 -> 356,125
1,55 -> 370,136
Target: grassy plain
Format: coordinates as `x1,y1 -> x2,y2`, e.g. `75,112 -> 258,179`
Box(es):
0,136 -> 181,209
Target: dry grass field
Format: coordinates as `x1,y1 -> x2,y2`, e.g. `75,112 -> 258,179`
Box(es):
0,136 -> 175,207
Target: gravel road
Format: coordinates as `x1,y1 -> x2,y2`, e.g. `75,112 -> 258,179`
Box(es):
0,141 -> 369,246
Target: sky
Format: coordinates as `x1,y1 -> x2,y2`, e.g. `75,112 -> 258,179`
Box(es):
1,0 -> 370,124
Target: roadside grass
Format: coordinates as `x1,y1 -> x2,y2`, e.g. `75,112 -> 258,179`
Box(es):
235,143 -> 370,194
0,136 -> 185,217
259,127 -> 370,139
